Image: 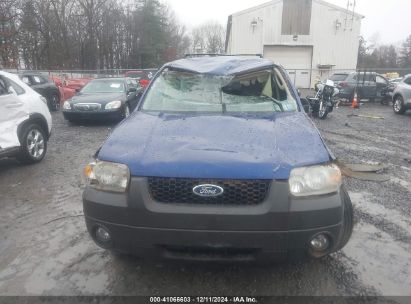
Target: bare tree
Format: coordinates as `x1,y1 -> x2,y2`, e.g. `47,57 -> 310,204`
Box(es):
191,21 -> 225,54
399,34 -> 411,68
10,0 -> 191,70
0,0 -> 21,68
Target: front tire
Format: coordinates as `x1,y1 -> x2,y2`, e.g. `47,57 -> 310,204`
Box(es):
318,103 -> 329,119
17,124 -> 48,164
393,95 -> 406,114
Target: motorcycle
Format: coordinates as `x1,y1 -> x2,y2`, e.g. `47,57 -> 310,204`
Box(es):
306,79 -> 339,119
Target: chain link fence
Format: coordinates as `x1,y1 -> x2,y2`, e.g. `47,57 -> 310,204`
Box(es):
4,67 -> 411,89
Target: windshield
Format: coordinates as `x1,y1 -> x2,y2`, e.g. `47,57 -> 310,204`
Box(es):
81,79 -> 125,94
142,68 -> 298,113
329,74 -> 348,81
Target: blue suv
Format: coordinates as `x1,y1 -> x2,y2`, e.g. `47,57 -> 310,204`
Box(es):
83,56 -> 353,262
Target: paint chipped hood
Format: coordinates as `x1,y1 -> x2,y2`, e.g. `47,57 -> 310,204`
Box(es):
97,111 -> 332,180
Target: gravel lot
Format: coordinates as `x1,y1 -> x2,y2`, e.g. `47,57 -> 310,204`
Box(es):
0,103 -> 410,297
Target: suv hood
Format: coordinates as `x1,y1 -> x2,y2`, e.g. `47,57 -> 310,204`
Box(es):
98,112 -> 332,179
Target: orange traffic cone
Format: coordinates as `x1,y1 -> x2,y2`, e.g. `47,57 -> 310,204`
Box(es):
351,92 -> 360,109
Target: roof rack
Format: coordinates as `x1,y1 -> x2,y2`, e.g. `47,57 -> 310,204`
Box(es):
184,53 -> 263,58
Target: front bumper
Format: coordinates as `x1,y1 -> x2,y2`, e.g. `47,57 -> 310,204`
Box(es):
0,146 -> 20,159
83,178 -> 346,262
63,109 -> 122,121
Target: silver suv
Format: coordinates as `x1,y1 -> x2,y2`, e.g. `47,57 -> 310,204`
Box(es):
392,74 -> 411,114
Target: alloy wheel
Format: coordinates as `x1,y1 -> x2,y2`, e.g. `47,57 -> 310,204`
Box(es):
394,98 -> 402,112
26,129 -> 45,159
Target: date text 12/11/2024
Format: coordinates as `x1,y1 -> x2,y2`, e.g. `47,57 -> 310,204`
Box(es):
149,297 -> 258,303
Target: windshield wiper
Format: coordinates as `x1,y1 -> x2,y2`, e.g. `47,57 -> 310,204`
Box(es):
262,95 -> 284,112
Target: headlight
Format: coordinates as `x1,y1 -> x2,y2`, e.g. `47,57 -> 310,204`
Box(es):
105,100 -> 122,110
63,101 -> 71,110
84,160 -> 130,193
40,96 -> 47,105
289,164 -> 342,197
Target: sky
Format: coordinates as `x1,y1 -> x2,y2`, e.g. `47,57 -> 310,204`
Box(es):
165,0 -> 411,45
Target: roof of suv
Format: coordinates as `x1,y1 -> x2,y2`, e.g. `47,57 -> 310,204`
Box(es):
164,56 -> 275,76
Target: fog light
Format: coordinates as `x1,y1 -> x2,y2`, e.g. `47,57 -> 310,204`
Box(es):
310,234 -> 330,251
95,226 -> 111,243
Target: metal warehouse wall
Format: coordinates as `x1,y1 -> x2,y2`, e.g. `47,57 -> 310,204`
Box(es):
227,0 -> 363,88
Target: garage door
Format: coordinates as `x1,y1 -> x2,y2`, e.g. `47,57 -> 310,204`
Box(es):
264,46 -> 313,88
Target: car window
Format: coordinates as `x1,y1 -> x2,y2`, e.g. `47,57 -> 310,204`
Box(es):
0,77 -> 9,96
21,76 -> 31,85
330,74 -> 348,81
404,77 -> 411,86
32,76 -> 45,84
7,78 -> 25,95
126,78 -> 135,87
353,73 -> 375,82
81,79 -> 125,93
376,76 -> 388,85
128,78 -> 140,89
142,67 -> 298,114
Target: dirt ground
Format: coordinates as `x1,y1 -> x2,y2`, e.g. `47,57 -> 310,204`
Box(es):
0,103 -> 410,297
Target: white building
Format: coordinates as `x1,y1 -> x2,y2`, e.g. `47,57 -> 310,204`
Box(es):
226,0 -> 364,88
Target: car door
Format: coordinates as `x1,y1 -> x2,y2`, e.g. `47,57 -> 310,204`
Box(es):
353,73 -> 372,99
364,73 -> 377,99
403,76 -> 411,105
0,76 -> 27,150
376,75 -> 389,98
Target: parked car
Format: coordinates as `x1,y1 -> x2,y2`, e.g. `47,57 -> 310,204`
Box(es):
62,77 -> 142,122
19,72 -> 61,111
50,76 -> 93,102
82,56 -> 354,262
390,77 -> 403,85
125,69 -> 158,88
386,77 -> 403,100
0,71 -> 52,164
392,74 -> 411,114
329,72 -> 390,104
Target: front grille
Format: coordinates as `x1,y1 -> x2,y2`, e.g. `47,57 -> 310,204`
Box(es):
73,103 -> 101,111
148,177 -> 271,206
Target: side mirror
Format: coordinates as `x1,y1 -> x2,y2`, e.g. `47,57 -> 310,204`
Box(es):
75,88 -> 81,93
297,89 -> 301,97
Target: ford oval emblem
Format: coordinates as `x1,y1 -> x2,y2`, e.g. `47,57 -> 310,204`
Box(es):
193,184 -> 224,197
